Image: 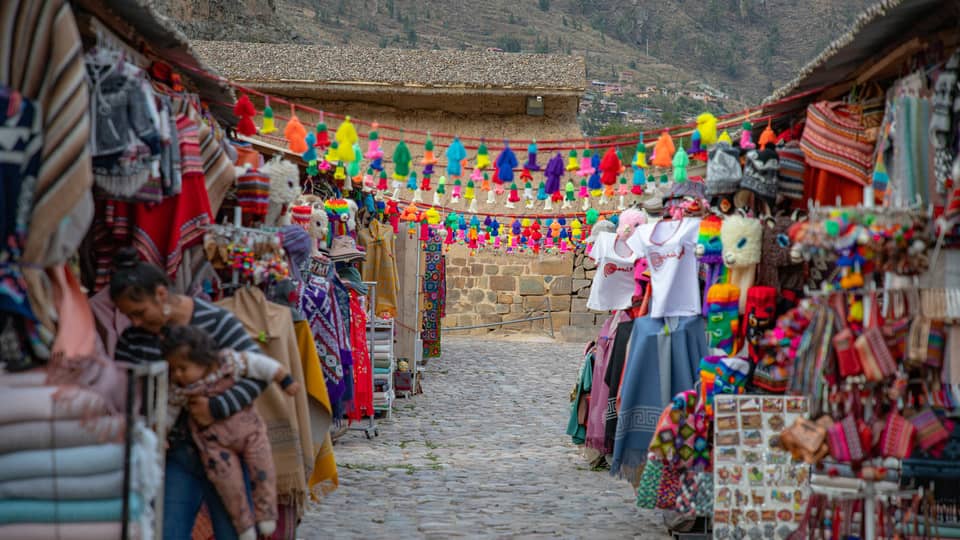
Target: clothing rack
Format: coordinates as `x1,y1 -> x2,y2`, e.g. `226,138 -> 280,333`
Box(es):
349,281 -> 379,439
119,360 -> 169,540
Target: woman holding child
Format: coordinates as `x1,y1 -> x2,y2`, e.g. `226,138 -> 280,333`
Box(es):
110,248 -> 297,540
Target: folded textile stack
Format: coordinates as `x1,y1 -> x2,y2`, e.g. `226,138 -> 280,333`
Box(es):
0,381 -> 159,539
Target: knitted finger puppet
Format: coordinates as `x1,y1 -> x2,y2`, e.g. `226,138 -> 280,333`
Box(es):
475,140 -> 491,170
720,214 -> 763,311
446,137 -> 467,178
651,131 -> 676,168
234,93 -> 257,136
705,283 -> 740,355
526,141 -> 540,171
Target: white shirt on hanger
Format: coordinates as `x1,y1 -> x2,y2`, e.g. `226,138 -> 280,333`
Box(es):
586,231 -> 639,312
627,217 -> 702,318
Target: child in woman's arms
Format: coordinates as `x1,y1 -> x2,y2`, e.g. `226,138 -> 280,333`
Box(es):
162,325 -> 298,540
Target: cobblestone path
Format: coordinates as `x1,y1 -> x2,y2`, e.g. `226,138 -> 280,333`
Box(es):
299,337 -> 668,539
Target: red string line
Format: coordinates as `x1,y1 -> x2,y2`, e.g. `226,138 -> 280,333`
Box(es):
230,100 -> 780,154
172,57 -> 822,146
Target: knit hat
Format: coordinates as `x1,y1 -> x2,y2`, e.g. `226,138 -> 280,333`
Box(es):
776,141 -> 805,202
328,235 -> 366,262
705,283 -> 740,355
697,214 -> 724,264
290,205 -> 312,229
617,207 -> 647,239
281,225 -> 312,283
585,219 -> 616,244
236,169 -> 270,217
705,141 -> 742,197
741,146 -> 780,202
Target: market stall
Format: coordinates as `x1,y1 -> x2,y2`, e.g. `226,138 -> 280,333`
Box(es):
563,3 -> 960,538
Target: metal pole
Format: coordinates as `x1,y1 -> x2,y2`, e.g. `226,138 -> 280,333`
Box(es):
546,297 -> 554,338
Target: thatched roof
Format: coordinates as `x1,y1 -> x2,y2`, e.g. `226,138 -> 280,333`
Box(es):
764,0 -> 959,118
74,0 -> 236,125
191,41 -> 587,95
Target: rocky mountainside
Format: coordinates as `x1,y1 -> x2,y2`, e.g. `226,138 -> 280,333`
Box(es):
157,0 -> 871,103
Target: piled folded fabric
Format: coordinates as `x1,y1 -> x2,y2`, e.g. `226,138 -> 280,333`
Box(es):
0,381 -> 159,539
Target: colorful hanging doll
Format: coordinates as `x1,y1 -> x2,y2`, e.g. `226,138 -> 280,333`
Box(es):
632,140 -> 648,195
434,176 -> 446,206
284,111 -> 308,153
696,214 -> 725,316
562,180 -> 576,209
421,133 -> 439,166
446,136 -> 467,178
335,116 -> 358,162
363,167 -> 375,191
739,121 -> 756,150
450,179 -> 463,204
315,122 -> 330,149
234,93 -> 257,136
673,142 -> 689,182
651,130 -> 675,168
599,147 -> 621,187
523,181 -> 535,209
377,170 -> 388,191
757,121 -> 777,149
617,177 -> 630,209
536,181 -> 547,205
566,149 -> 579,171
545,152 -> 564,198
365,122 -> 384,163
410,172 -> 423,203
475,140 -> 491,170
718,130 -> 732,144
526,140 -> 540,171
465,180 -> 478,212
586,154 -> 602,198
260,98 -> 277,134
495,141 -> 518,183
506,183 -> 520,208
578,148 -> 594,177
696,112 -> 718,147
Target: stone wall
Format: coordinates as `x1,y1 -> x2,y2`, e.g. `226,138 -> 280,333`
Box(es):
440,245 -> 603,342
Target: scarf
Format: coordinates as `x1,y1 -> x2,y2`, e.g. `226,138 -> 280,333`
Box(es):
217,288 -> 311,511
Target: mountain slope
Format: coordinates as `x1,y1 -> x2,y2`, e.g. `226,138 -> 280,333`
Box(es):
158,0 -> 872,103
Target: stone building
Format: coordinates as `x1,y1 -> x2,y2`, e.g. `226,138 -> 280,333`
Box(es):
194,42 -> 600,340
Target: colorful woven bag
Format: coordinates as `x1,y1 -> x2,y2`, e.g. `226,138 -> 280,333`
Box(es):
636,458 -> 663,509
910,408 -> 950,451
800,100 -> 876,185
881,411 -> 915,459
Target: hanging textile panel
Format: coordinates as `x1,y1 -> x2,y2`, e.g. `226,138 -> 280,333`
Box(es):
421,233 -> 445,358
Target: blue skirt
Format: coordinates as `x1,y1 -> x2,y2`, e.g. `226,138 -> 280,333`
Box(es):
610,315 -> 707,478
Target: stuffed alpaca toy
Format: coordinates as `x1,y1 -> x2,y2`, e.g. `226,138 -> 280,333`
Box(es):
309,201 -> 330,255
720,214 -> 762,311
261,156 -> 300,226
